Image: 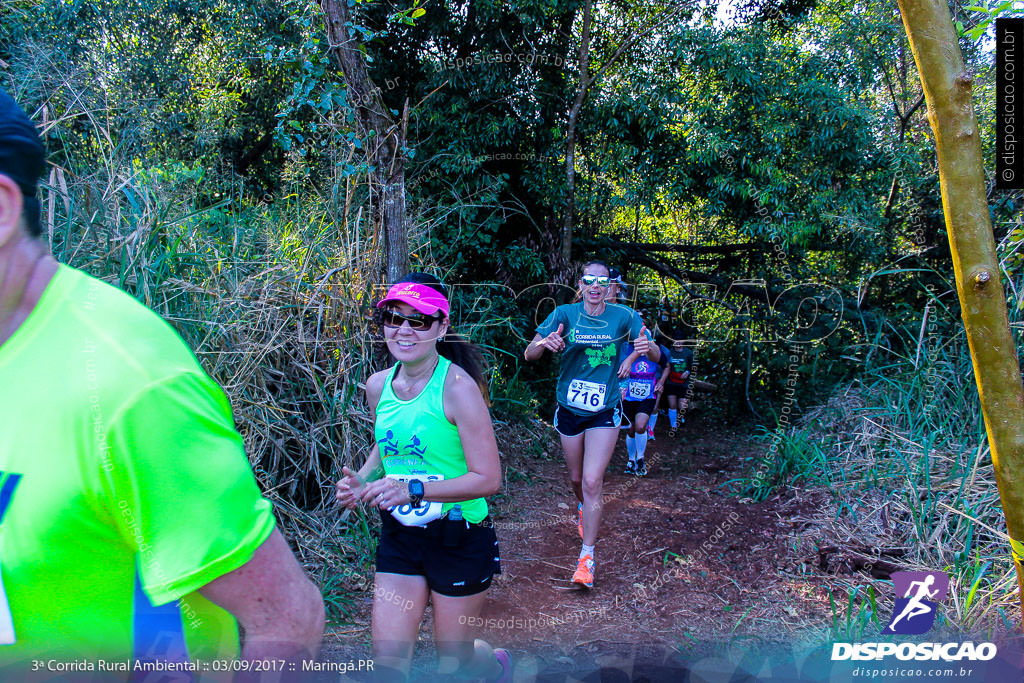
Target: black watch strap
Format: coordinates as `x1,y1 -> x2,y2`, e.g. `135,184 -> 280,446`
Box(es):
408,479 -> 424,508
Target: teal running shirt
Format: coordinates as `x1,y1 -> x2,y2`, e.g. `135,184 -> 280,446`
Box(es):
536,303 -> 648,416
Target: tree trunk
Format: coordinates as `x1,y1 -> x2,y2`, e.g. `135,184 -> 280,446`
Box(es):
557,1 -> 684,283
320,0 -> 409,282
882,94 -> 925,254
898,0 -> 1024,615
379,159 -> 408,283
561,0 -> 593,282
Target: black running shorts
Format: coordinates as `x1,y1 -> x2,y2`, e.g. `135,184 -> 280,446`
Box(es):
622,397 -> 656,426
663,381 -> 691,398
553,403 -> 621,437
376,511 -> 501,597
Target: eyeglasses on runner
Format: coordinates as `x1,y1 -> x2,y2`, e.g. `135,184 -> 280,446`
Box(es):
381,308 -> 444,330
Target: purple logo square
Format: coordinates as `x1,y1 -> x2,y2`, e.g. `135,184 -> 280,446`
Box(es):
883,571 -> 950,635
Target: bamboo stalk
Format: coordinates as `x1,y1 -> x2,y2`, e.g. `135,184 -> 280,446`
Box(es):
897,0 -> 1024,621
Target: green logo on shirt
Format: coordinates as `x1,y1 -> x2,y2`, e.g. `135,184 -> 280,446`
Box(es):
585,345 -> 616,368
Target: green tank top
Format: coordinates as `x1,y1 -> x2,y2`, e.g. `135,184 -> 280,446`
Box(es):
375,355 -> 489,523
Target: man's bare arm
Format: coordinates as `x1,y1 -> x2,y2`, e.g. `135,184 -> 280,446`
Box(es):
199,527 -> 325,661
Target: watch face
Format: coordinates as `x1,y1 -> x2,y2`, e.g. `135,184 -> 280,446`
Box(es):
409,479 -> 424,503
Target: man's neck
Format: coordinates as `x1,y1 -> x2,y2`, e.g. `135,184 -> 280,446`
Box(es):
0,237 -> 58,347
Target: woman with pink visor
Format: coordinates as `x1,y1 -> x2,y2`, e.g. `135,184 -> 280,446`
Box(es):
336,272 -> 510,682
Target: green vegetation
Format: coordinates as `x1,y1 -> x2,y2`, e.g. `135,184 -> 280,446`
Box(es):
3,0 -> 1023,631
738,254 -> 1023,635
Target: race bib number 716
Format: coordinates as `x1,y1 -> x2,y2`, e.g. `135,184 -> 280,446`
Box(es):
566,379 -> 607,412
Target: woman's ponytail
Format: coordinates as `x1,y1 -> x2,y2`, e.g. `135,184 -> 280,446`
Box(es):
437,331 -> 489,403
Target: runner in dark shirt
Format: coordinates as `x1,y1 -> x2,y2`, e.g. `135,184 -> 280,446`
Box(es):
664,340 -> 694,437
524,260 -> 658,588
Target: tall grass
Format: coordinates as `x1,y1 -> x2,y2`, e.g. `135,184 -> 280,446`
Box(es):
27,71 -> 429,621
736,266 -> 1024,638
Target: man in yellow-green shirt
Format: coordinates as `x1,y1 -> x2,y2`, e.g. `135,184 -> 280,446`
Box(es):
0,88 -> 324,675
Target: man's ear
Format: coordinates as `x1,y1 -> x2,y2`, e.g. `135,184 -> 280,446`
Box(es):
0,174 -> 24,248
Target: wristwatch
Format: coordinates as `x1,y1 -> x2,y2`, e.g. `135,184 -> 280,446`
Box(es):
408,479 -> 424,508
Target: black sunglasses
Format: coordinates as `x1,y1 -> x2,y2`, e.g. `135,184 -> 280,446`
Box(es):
381,308 -> 443,331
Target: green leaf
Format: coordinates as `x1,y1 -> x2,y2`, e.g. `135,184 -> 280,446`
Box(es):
411,8 -> 425,18
965,561 -> 990,612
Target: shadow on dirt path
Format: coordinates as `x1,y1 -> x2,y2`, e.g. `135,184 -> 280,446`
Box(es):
321,412 -> 839,679
478,413 -> 834,660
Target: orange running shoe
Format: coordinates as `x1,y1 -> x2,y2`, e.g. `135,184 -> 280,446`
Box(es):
577,502 -> 584,539
573,554 -> 594,588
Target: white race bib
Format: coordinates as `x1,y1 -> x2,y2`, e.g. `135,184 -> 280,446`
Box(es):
385,473 -> 445,526
628,382 -> 652,400
566,379 -> 607,412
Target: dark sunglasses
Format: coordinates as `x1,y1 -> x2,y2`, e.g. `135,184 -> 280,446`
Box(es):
580,274 -> 610,287
381,308 -> 443,331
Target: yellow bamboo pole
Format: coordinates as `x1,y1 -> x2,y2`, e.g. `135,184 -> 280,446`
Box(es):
897,0 -> 1024,620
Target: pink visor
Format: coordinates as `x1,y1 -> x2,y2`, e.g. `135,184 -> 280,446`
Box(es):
376,282 -> 450,317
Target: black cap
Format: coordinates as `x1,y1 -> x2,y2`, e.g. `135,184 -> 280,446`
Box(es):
0,88 -> 45,201
608,267 -> 626,288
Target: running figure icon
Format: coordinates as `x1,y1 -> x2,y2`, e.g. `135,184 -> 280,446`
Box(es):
888,576 -> 938,630
883,571 -> 950,635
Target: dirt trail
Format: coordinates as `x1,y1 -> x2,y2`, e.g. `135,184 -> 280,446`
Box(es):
480,413 -> 834,647
322,413 -> 839,678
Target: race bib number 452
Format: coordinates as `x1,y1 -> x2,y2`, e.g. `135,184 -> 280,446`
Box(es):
628,382 -> 652,400
567,379 -> 607,412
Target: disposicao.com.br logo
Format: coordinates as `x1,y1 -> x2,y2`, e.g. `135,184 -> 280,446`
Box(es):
831,571 -> 998,662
